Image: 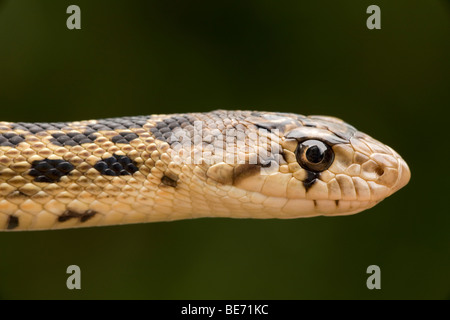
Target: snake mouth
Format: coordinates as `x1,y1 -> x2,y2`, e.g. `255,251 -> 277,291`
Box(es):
253,194 -> 381,219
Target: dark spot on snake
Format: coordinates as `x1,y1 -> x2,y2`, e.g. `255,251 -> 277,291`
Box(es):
50,130 -> 98,146
85,116 -> 149,131
152,115 -> 197,145
80,210 -> 97,222
259,159 -> 273,168
231,157 -> 284,186
111,132 -> 139,144
162,115 -> 196,128
11,122 -> 70,133
29,159 -> 75,183
6,215 -> 19,230
161,175 -> 177,187
303,171 -> 319,192
11,122 -> 68,133
57,211 -> 78,222
56,162 -> 74,173
0,133 -> 25,146
58,210 -> 97,223
233,164 -> 262,185
253,122 -> 280,131
94,154 -> 138,176
159,127 -> 171,135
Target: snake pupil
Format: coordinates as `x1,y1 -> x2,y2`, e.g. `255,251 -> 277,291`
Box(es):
305,145 -> 324,163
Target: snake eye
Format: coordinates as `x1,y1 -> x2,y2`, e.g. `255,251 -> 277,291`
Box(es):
295,139 -> 334,172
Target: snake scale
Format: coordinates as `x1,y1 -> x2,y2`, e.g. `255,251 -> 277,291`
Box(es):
0,110 -> 410,231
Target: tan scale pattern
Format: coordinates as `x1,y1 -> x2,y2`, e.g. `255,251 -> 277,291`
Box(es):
0,110 -> 410,231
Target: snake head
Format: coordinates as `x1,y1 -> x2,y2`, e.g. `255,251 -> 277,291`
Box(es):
278,115 -> 411,217
206,111 -> 411,218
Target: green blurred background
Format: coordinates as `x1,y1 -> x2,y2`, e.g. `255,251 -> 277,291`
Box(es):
0,0 -> 448,299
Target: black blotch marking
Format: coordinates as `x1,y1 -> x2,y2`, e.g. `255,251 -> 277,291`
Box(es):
50,130 -> 98,146
152,115 -> 197,144
303,171 -> 319,192
86,117 -> 149,131
9,117 -> 147,142
29,159 -> 75,183
80,210 -> 97,222
233,164 -> 263,185
10,117 -> 149,134
111,132 -> 139,144
335,200 -> 339,206
161,175 -> 177,187
231,158 -> 281,186
11,122 -> 69,133
259,159 -> 274,168
6,215 -> 19,230
0,133 -> 25,146
253,122 -> 280,131
58,210 -> 97,223
94,154 -> 138,176
57,210 -> 79,222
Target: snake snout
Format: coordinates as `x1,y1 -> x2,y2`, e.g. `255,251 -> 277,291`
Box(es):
353,136 -> 411,202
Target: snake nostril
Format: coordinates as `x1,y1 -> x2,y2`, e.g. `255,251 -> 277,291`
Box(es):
375,166 -> 384,177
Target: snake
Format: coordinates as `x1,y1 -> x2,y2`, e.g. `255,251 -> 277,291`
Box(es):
0,110 -> 410,231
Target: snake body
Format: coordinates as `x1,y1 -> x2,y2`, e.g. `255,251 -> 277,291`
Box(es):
0,110 -> 410,231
